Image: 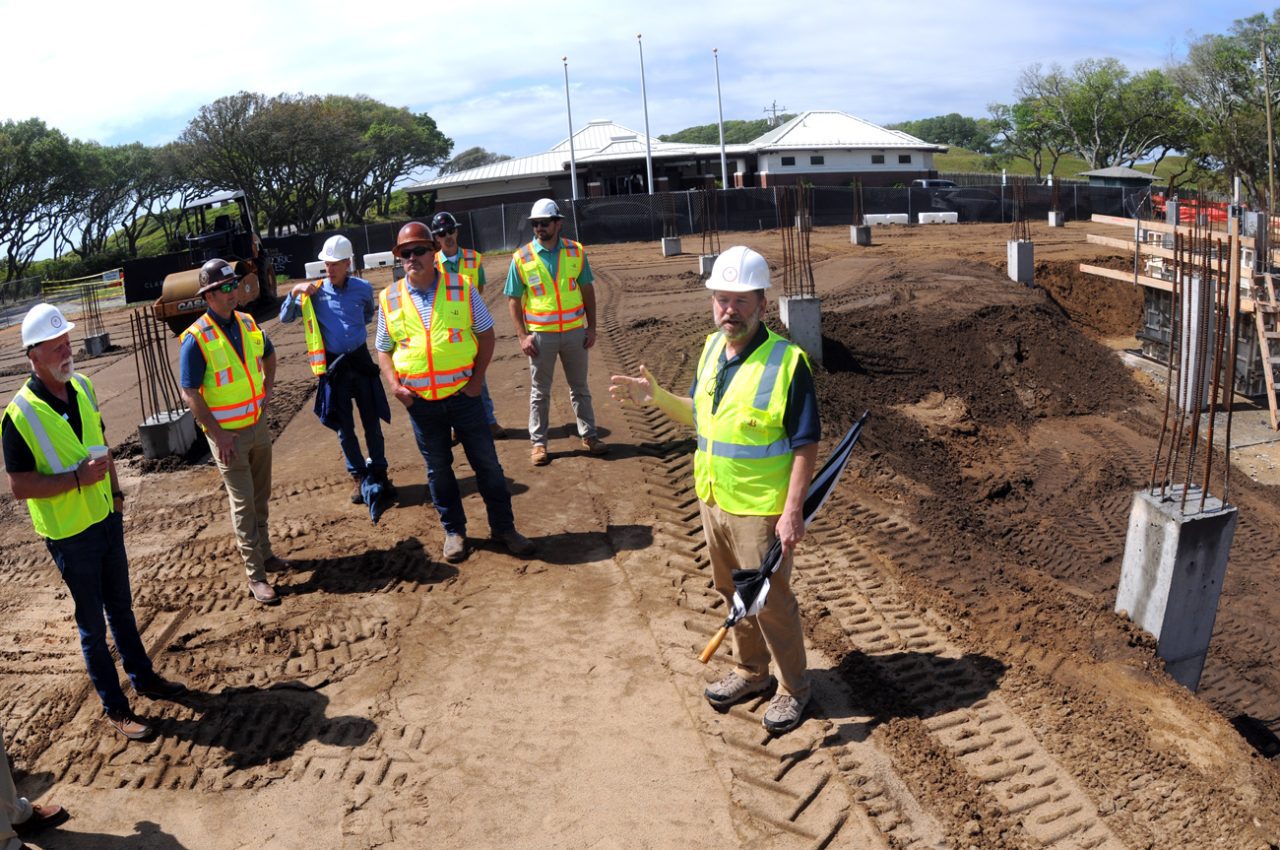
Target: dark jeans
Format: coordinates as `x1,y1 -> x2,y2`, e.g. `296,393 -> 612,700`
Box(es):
407,391 -> 515,536
330,366 -> 388,477
45,512 -> 153,715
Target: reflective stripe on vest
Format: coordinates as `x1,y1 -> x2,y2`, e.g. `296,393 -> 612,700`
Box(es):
436,248 -> 484,292
692,329 -> 801,516
378,274 -> 477,401
299,291 -> 328,376
4,374 -> 111,539
514,239 -> 586,332
181,312 -> 267,430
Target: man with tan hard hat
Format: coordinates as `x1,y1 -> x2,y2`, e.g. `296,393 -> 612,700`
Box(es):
3,302 -> 186,742
280,234 -> 393,505
505,198 -> 606,466
610,246 -> 821,734
378,221 -> 535,564
179,258 -> 290,605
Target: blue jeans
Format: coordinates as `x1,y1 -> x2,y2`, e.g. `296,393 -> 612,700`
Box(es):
45,512 -> 154,715
407,391 -> 515,536
479,379 -> 498,426
329,367 -> 388,477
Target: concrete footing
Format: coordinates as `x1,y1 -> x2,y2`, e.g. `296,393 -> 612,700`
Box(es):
84,333 -> 110,357
661,237 -> 682,257
698,254 -> 718,275
139,408 -> 197,460
1048,211 -> 1065,227
1007,240 -> 1034,285
1115,486 -> 1237,691
795,212 -> 812,233
851,225 -> 872,246
778,295 -> 823,368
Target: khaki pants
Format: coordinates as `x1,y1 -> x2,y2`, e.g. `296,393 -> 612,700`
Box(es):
699,499 -> 809,699
0,727 -> 33,850
528,326 -> 596,445
208,416 -> 274,583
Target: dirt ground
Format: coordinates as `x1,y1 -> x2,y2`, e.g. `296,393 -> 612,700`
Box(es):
2,220 -> 1280,849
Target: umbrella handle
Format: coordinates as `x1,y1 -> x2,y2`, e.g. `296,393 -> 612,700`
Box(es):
698,626 -> 729,664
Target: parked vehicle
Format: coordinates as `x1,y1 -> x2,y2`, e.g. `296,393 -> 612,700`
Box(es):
911,178 -> 957,188
123,190 -> 278,335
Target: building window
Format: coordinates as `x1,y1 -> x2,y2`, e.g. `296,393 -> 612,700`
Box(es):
871,154 -> 884,164
781,156 -> 795,166
810,155 -> 825,165
899,154 -> 912,164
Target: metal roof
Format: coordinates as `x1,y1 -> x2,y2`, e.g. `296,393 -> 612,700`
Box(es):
1078,166 -> 1161,181
751,110 -> 945,152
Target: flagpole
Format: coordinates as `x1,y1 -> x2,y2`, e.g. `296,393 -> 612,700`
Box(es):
638,33 -> 655,195
563,56 -> 579,201
714,47 -> 728,189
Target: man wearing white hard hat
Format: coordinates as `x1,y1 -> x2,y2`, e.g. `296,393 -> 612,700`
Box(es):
505,198 -> 606,466
3,303 -> 186,742
610,246 -> 820,734
280,234 -> 393,506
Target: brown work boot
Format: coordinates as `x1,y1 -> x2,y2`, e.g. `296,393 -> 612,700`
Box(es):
530,444 -> 550,466
350,473 -> 365,505
248,579 -> 280,605
581,436 -> 608,455
105,709 -> 153,741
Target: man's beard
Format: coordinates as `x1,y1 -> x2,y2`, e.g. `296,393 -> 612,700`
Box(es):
52,357 -> 74,383
720,314 -> 759,342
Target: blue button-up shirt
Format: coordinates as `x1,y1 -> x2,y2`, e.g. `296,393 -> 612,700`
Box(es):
503,238 -> 595,297
279,275 -> 375,355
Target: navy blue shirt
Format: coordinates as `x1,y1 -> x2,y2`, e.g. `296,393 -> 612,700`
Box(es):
179,309 -> 276,389
689,323 -> 820,449
278,276 -> 375,354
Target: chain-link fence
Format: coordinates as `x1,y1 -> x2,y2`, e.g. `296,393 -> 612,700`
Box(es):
261,183 -> 1161,280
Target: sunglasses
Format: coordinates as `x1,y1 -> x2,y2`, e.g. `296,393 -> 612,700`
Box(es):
215,281 -> 239,294
436,227 -> 457,237
531,219 -> 555,228
398,246 -> 431,259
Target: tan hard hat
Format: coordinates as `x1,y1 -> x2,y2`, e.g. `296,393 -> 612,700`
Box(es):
394,221 -> 435,254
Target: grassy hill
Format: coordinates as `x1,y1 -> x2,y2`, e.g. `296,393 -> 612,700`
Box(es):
935,148 -> 1195,186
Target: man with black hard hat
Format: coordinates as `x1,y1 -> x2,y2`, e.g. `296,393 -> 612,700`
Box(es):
431,211 -> 504,438
179,258 -> 290,605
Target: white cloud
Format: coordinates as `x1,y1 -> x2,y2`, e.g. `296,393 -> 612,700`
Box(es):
1,0 -> 1270,158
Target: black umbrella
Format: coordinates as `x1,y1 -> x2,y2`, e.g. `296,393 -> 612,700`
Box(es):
699,410 -> 869,663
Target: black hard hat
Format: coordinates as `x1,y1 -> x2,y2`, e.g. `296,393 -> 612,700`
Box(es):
196,258 -> 240,295
430,211 -> 459,236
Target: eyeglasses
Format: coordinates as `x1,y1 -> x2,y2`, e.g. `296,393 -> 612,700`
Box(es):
215,281 -> 239,294
398,246 -> 431,259
706,361 -> 729,399
531,219 -> 555,228
435,227 -> 457,237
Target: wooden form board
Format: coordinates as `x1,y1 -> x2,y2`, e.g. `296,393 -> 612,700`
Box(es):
1090,214 -> 1259,249
1078,262 -> 1259,314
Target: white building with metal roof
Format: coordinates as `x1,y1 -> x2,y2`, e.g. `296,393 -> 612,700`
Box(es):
408,111 -> 944,211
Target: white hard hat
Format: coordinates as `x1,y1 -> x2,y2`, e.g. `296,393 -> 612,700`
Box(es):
706,246 -> 771,292
21,303 -> 75,348
318,234 -> 354,263
528,198 -> 563,220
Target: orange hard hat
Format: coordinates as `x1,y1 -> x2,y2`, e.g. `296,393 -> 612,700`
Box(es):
394,221 -> 435,254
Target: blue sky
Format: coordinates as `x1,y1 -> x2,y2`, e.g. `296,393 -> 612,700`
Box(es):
1,0 -> 1273,164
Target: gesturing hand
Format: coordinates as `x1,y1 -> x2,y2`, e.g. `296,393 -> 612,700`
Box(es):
609,365 -> 656,407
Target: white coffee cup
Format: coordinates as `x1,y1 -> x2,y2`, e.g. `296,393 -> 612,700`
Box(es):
87,445 -> 109,461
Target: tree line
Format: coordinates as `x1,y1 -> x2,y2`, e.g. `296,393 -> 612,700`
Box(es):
891,10 -> 1280,203
0,92 -> 451,281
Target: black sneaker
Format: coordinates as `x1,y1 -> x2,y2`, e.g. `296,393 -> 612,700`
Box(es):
134,675 -> 187,700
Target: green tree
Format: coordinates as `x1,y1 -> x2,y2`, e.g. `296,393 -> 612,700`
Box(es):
888,113 -> 997,153
987,99 -> 1073,180
0,118 -> 81,280
440,146 -> 512,176
659,116 -> 795,144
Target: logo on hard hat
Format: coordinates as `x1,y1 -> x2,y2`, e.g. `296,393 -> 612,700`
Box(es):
51,316 -> 63,329
722,267 -> 738,282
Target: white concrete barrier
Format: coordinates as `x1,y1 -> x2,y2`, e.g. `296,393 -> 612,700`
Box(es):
363,251 -> 395,269
304,260 -> 326,279
917,212 -> 958,224
864,214 -> 909,225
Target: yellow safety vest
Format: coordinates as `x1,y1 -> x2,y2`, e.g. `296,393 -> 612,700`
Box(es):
181,312 -> 267,430
299,290 -> 327,376
692,328 -> 803,516
378,274 -> 476,400
436,248 -> 483,293
4,374 -> 111,540
513,239 -> 586,333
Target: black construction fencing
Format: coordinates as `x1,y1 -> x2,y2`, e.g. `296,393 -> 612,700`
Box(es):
270,183 -> 1151,280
